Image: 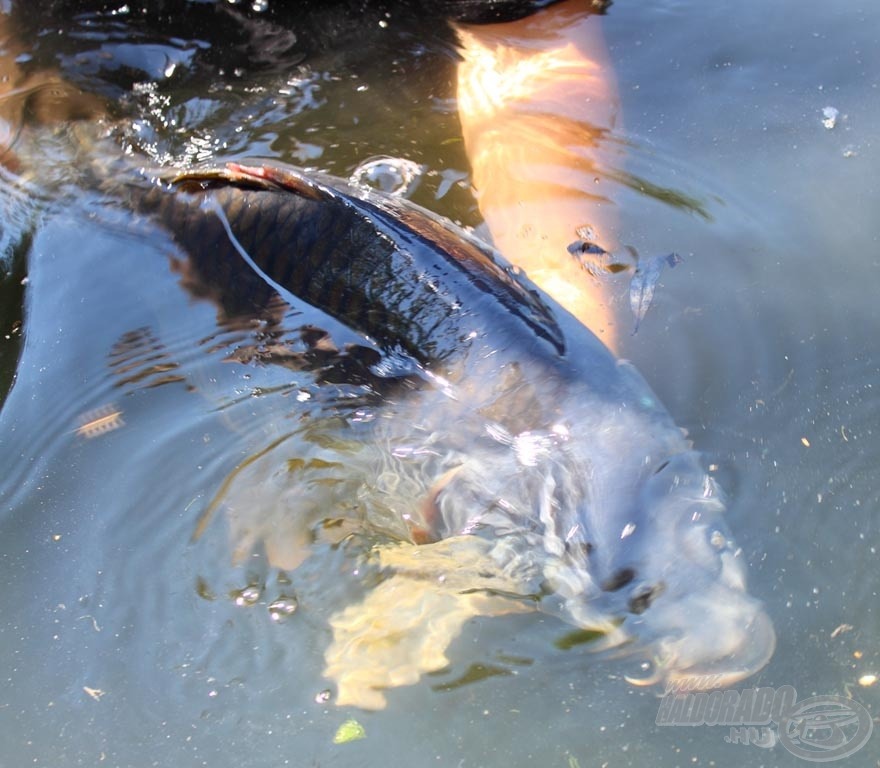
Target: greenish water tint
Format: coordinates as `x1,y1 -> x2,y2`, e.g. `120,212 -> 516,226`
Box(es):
431,663 -> 515,693
0,1 -> 879,767
554,627 -> 613,651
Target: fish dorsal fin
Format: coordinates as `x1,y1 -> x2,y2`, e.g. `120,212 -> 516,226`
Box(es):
167,162 -> 324,200
223,162 -> 326,200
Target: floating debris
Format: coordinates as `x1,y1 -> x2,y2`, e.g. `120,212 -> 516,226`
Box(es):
78,615 -> 101,633
858,674 -> 877,687
75,404 -> 125,439
566,240 -> 633,277
333,718 -> 366,744
195,576 -> 216,601
83,686 -> 105,701
830,623 -> 853,638
629,252 -> 683,334
821,106 -> 839,130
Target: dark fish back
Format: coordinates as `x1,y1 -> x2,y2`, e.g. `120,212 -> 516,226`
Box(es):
129,165 -> 566,371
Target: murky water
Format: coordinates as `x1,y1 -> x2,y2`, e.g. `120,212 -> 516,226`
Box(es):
1,1 -> 878,766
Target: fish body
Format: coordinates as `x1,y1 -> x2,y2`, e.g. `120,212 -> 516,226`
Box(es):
124,160 -> 773,706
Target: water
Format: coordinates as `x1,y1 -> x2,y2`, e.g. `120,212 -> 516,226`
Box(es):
1,1 -> 879,766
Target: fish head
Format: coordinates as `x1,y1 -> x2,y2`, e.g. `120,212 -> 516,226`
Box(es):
606,449 -> 775,689
400,351 -> 774,690
540,419 -> 775,690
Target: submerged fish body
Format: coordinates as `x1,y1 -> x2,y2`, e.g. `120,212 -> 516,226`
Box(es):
124,160 -> 773,706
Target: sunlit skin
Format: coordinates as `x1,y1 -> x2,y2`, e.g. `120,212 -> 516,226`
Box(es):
455,0 -> 622,351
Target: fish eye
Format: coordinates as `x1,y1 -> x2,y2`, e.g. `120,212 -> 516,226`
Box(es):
601,567 -> 636,592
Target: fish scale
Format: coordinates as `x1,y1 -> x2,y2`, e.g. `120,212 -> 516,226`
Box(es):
130,167 -> 566,381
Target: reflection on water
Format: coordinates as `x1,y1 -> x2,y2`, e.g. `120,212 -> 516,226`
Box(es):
1,1 -> 879,767
109,326 -> 188,390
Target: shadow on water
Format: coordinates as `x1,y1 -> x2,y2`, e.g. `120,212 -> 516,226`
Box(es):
0,161 -> 48,408
0,225 -> 29,407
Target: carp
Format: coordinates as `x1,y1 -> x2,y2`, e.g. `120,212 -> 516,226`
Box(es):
119,159 -> 774,709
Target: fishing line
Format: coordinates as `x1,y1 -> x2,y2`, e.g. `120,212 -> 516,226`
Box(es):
200,194 -> 297,305
201,193 -> 454,399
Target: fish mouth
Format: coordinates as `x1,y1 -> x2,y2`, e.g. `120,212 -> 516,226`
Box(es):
625,592 -> 776,692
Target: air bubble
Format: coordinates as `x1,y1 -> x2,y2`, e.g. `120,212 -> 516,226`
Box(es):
232,585 -> 261,606
268,596 -> 298,621
350,156 -> 424,197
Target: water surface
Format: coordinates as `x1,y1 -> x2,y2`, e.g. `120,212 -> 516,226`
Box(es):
0,1 -> 878,766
